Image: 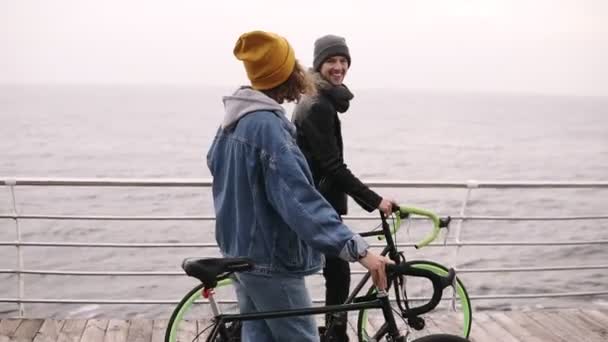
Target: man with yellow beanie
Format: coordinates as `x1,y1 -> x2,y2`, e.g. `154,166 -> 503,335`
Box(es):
207,30 -> 392,341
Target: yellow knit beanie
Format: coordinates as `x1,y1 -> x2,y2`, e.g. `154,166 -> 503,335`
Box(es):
233,31 -> 296,90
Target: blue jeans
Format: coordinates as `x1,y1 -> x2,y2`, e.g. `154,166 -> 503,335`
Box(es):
233,272 -> 320,342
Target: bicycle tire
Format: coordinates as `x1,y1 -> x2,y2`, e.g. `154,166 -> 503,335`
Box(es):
357,260 -> 472,341
410,334 -> 469,342
165,280 -> 241,342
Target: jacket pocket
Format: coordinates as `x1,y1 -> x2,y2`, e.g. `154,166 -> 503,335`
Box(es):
277,230 -> 304,268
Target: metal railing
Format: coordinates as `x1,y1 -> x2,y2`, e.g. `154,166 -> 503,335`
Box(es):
1,177 -> 608,316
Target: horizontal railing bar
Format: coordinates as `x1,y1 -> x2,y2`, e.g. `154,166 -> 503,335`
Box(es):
455,265 -> 608,273
0,214 -> 216,221
0,242 -> 219,248
469,291 -> 608,300
0,270 -> 184,276
2,291 -> 607,305
0,178 -> 214,187
3,178 -> 608,188
456,215 -> 608,221
1,214 -> 607,221
438,241 -> 608,246
1,240 -> 606,248
0,298 -> 184,304
1,264 -> 606,276
354,265 -> 608,274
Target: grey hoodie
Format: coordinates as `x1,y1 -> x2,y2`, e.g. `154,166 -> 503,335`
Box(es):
222,86 -> 290,130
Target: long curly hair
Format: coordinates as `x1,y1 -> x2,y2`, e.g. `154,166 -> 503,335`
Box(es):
262,61 -> 316,104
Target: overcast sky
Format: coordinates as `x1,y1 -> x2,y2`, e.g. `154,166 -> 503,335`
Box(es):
1,0 -> 607,95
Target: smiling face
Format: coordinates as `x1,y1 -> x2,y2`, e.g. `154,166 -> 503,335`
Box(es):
319,55 -> 349,86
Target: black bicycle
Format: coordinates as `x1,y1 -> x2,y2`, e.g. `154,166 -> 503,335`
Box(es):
165,205 -> 472,342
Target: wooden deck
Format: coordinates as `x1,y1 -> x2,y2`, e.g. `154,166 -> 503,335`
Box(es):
1,309 -> 606,341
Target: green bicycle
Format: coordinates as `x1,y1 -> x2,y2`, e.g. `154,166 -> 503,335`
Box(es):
165,205 -> 472,341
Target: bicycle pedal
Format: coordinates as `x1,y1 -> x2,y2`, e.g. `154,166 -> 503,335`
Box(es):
407,316 -> 425,331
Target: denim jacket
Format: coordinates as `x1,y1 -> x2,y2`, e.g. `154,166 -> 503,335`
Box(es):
207,87 -> 369,276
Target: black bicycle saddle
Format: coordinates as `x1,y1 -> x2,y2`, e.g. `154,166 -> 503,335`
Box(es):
181,257 -> 254,288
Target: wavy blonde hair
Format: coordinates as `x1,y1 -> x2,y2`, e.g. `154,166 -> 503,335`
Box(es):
262,61 -> 316,104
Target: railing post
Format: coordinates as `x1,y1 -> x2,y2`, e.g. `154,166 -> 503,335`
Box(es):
450,180 -> 477,310
454,180 -> 477,247
6,179 -> 25,317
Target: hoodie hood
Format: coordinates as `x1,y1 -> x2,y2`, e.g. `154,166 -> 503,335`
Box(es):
222,86 -> 286,129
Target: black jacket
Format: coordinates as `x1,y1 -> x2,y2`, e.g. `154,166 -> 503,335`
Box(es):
292,74 -> 381,215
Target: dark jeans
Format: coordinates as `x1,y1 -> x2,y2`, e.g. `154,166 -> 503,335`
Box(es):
322,255 -> 351,341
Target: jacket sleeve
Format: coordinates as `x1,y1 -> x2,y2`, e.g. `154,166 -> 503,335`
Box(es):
262,135 -> 369,261
299,102 -> 382,212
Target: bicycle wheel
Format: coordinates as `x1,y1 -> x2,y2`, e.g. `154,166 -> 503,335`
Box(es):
410,334 -> 469,342
165,279 -> 241,342
357,260 -> 472,341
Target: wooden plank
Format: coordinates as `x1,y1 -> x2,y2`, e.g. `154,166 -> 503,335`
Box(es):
174,320 -> 196,342
469,316 -> 501,342
574,310 -> 608,341
466,317 -> 496,342
196,319 -> 217,340
430,312 -> 465,336
150,320 -> 168,342
525,311 -> 576,342
544,310 -> 598,342
56,320 -> 87,342
3,309 -> 607,342
0,319 -> 21,342
575,310 -> 606,329
490,311 -> 544,342
346,313 -> 358,341
33,320 -> 65,342
473,312 -> 521,342
412,314 -> 458,339
126,320 -> 152,342
0,319 -> 22,336
356,312 -> 385,339
571,309 -> 608,342
14,319 -> 44,340
574,310 -> 608,342
102,320 -> 128,342
80,320 -> 108,342
507,311 -> 564,342
583,309 -> 608,328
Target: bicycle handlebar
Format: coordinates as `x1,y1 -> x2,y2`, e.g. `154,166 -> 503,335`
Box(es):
384,205 -> 451,249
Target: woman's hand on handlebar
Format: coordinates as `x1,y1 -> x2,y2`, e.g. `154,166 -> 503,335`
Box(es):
378,198 -> 398,216
359,250 -> 394,290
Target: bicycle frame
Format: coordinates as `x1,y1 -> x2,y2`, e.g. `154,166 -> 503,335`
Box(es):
203,209 -> 453,341
207,290 -> 400,340
345,213 -> 400,305
327,210 -> 451,337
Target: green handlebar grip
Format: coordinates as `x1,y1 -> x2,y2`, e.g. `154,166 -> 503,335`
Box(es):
398,206 -> 440,248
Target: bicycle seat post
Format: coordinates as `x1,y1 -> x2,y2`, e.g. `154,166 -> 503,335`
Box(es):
206,288 -> 222,317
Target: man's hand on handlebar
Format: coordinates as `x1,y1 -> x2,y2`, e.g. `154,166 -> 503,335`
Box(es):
378,198 -> 398,216
358,250 -> 394,290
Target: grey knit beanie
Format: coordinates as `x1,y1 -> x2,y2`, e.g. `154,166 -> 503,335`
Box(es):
313,34 -> 351,71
